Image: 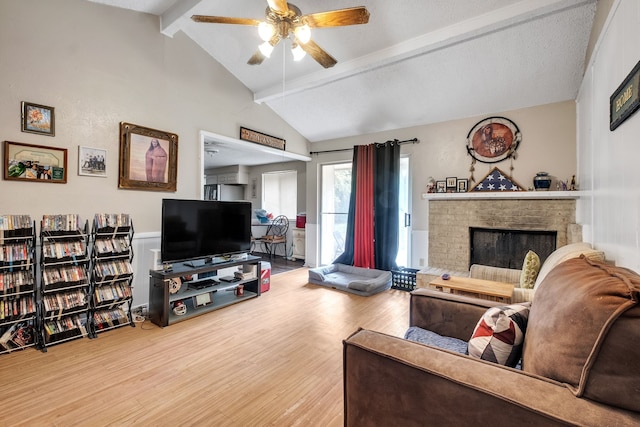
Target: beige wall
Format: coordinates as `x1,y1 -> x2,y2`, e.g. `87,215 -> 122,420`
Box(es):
0,0 -> 309,233
305,101 -> 577,266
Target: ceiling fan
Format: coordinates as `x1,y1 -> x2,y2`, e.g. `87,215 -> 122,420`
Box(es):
191,1 -> 370,68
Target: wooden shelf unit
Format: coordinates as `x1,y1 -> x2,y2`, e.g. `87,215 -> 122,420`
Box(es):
149,256 -> 261,327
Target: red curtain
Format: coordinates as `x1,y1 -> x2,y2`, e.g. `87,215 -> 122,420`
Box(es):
353,145 -> 375,268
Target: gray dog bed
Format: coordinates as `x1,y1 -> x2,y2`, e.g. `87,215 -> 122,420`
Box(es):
308,264 -> 392,296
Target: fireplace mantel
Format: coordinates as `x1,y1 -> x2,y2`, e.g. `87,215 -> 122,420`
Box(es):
421,190 -> 583,201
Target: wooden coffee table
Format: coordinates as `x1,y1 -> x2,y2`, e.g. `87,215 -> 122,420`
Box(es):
428,276 -> 514,303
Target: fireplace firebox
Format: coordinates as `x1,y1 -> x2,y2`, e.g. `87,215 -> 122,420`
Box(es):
469,227 -> 557,269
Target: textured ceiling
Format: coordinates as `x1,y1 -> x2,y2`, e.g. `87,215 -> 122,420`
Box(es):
87,0 -> 597,166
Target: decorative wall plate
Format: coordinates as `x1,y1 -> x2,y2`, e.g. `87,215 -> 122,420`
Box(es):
466,117 -> 521,163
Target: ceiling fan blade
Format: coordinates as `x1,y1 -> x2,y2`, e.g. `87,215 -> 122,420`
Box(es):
191,15 -> 261,26
267,0 -> 289,14
300,39 -> 337,68
247,50 -> 266,65
303,7 -> 369,28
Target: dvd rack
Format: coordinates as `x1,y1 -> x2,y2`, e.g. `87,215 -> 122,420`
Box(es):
0,215 -> 38,354
39,214 -> 90,351
89,214 -> 135,337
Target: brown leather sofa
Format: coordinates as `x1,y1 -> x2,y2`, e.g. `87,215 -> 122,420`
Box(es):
343,256 -> 640,426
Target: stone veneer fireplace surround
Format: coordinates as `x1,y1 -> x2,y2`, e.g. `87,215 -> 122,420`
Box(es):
426,192 -> 581,272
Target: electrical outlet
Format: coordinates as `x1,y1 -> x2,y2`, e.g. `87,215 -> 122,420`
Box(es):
133,304 -> 148,318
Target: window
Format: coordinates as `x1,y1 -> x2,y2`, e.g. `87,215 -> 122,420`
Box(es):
262,170 -> 297,219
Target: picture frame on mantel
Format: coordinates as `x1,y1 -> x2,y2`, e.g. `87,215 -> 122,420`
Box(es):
118,122 -> 178,191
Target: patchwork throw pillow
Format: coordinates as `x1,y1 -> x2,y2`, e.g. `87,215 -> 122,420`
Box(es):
520,250 -> 540,289
467,303 -> 531,367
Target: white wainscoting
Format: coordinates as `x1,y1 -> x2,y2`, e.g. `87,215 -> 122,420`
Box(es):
130,232 -> 161,309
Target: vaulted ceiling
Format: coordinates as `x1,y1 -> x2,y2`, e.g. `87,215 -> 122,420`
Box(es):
87,0 -> 597,146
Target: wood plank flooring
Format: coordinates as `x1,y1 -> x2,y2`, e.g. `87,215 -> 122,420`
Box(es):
0,268 -> 410,426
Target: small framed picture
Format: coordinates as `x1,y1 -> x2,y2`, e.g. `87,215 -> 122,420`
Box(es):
78,146 -> 107,177
457,178 -> 468,192
22,102 -> 55,136
446,177 -> 457,188
436,181 -> 446,193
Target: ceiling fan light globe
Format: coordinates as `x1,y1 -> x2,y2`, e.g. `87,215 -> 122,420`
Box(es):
292,44 -> 306,61
258,21 -> 275,41
259,41 -> 275,58
294,24 -> 311,44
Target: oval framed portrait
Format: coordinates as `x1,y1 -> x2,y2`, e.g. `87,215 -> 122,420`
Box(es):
466,116 -> 521,163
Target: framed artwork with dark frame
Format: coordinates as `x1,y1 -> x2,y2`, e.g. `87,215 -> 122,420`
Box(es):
118,122 -> 178,191
21,102 -> 55,136
466,116 -> 521,164
457,178 -> 468,192
446,177 -> 457,188
4,140 -> 67,183
436,180 -> 446,193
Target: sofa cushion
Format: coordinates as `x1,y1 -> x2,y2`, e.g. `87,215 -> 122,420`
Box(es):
533,242 -> 604,289
467,303 -> 530,367
523,256 -> 640,412
519,250 -> 540,289
404,326 -> 468,355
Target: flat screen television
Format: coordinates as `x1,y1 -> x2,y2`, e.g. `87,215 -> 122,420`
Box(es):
161,199 -> 252,264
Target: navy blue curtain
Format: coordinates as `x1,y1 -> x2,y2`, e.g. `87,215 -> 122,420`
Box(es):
374,142 -> 400,271
334,141 -> 400,271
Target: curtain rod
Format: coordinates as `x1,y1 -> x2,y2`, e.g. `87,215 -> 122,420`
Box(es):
309,138 -> 419,155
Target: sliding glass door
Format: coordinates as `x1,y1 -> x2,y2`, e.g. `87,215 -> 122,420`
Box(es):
319,157 -> 410,267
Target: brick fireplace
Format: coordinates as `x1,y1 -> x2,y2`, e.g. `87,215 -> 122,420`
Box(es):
427,195 -> 580,272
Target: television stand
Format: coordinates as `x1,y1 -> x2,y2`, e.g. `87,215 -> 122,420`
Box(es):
148,255 -> 261,327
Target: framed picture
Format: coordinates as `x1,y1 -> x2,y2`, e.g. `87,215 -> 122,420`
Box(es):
21,102 -> 55,136
78,146 -> 107,177
3,140 -> 67,183
446,177 -> 457,188
457,178 -> 468,192
466,116 -> 521,164
118,122 -> 178,191
436,180 -> 446,193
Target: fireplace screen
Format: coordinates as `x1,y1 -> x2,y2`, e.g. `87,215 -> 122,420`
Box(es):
469,227 -> 557,269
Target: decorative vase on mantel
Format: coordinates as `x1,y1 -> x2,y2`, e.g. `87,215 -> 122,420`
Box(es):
533,172 -> 552,191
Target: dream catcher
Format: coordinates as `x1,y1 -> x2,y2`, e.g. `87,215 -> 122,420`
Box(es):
466,116 -> 521,183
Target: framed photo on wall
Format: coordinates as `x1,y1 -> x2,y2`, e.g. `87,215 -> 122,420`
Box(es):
118,122 -> 178,191
3,140 -> 67,183
21,102 -> 55,136
78,146 -> 107,177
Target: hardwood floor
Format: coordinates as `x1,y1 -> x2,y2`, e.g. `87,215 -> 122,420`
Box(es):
0,268 -> 411,426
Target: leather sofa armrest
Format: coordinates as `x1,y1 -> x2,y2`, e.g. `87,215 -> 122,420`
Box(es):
409,288 -> 500,341
343,329 -> 640,426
